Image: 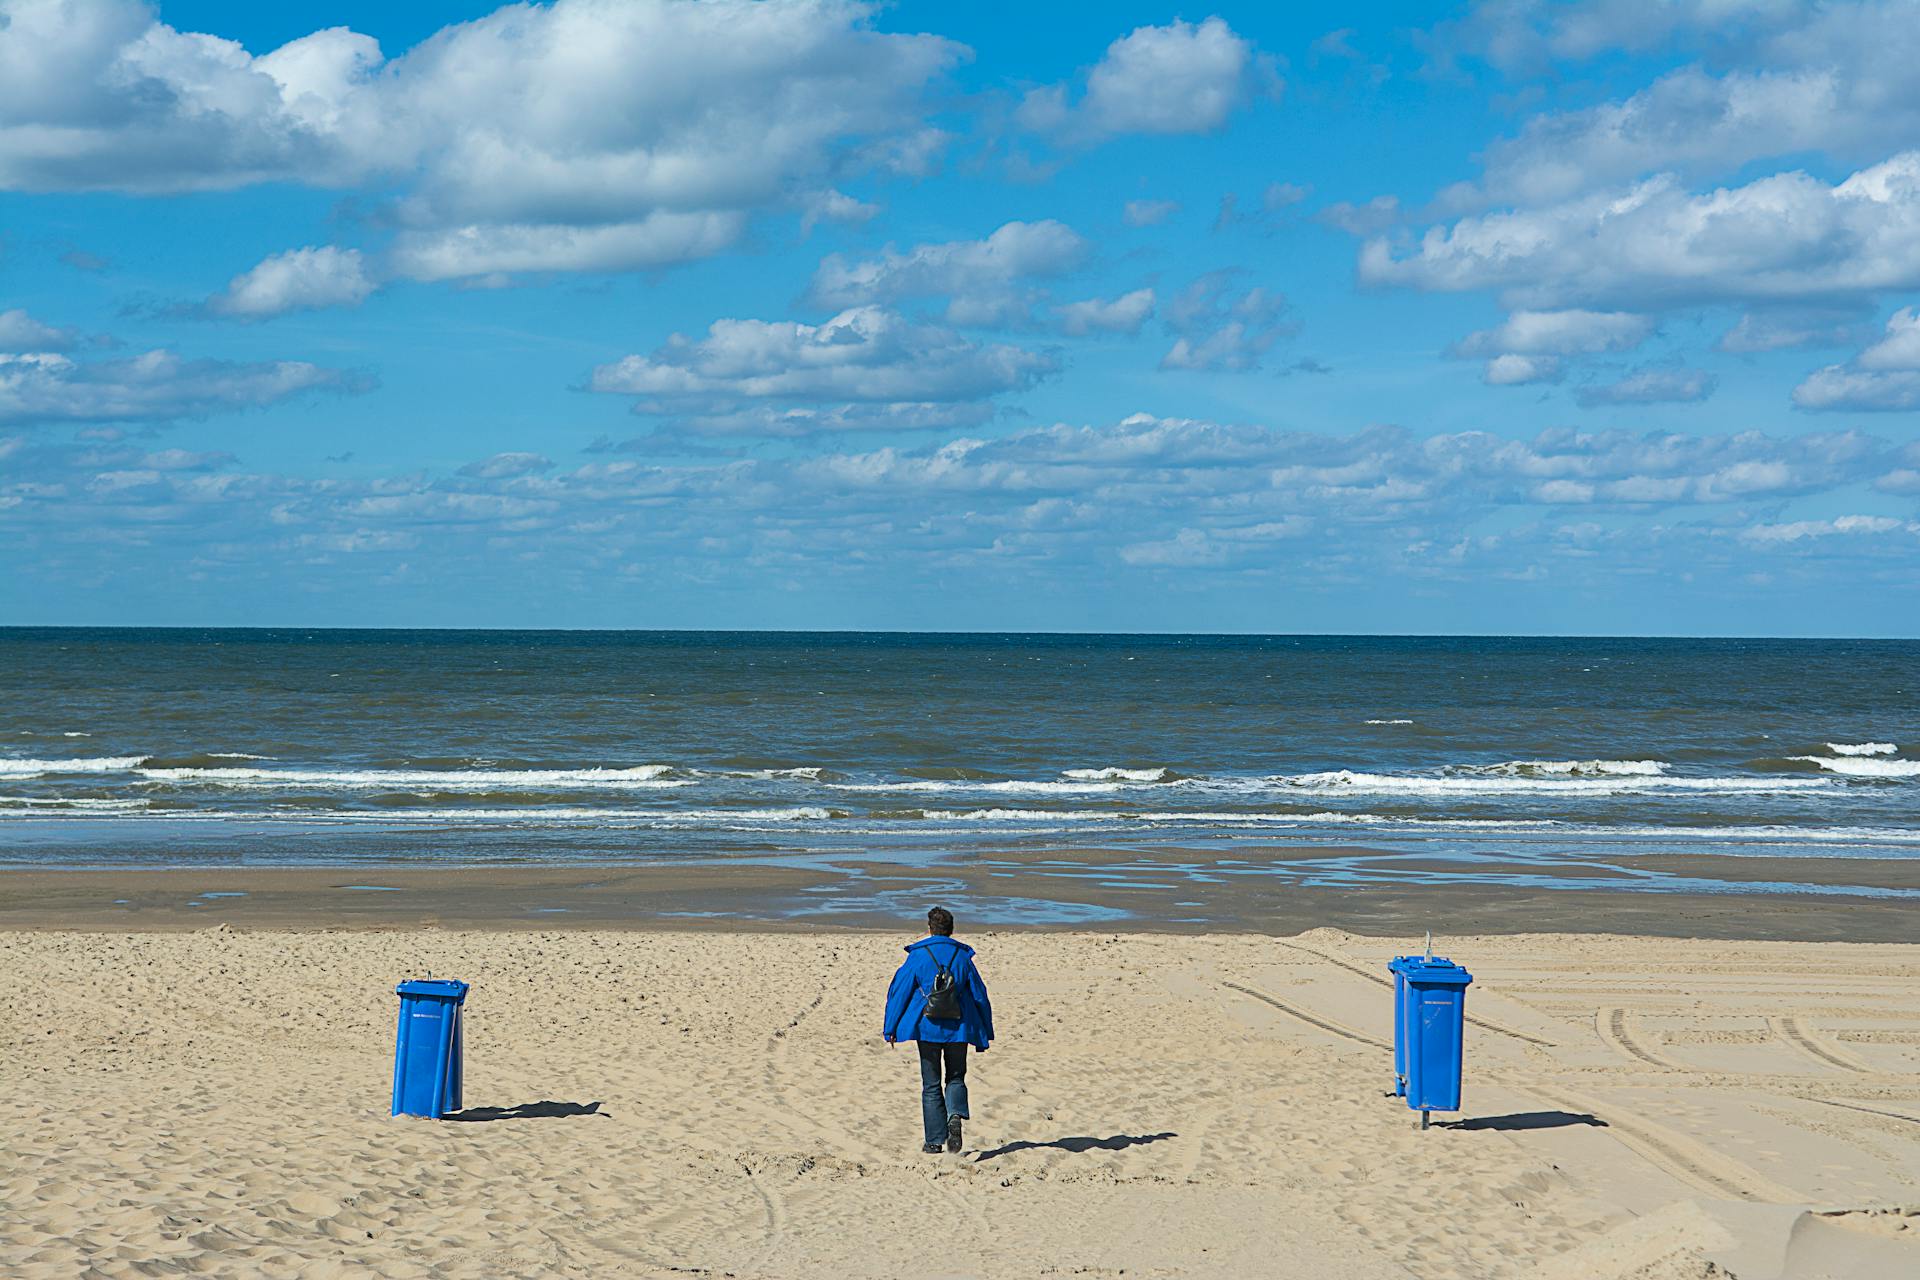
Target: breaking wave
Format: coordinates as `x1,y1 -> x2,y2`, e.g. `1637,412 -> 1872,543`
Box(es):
0,756 -> 145,776
1792,756 -> 1920,779
1060,767 -> 1174,782
137,764 -> 690,789
1459,759 -> 1669,777
1275,769 -> 1821,796
1825,742 -> 1897,757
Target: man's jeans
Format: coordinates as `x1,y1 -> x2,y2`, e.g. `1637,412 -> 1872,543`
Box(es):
917,1042 -> 969,1147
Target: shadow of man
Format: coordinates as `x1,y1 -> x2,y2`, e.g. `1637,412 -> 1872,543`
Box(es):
973,1132 -> 1177,1162
444,1100 -> 605,1122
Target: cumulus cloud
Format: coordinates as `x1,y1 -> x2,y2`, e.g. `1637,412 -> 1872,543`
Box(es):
0,0 -> 962,281
1449,2 -> 1920,206
1792,306 -> 1920,411
1742,514 -> 1916,543
808,220 -> 1087,325
589,306 -> 1055,432
1792,367 -> 1920,413
1576,366 -> 1716,407
0,308 -> 79,351
1717,307 -> 1865,353
206,246 -> 377,318
1055,289 -> 1154,336
9,413 -> 1916,617
389,212 -> 747,282
1318,195 -> 1400,236
1159,272 -> 1294,372
1454,309 -> 1653,358
1016,17 -> 1275,143
1482,354 -> 1562,386
0,347 -> 358,426
458,452 -> 553,480
1123,199 -> 1179,227
1362,153 -> 1920,311
1857,306 -> 1920,369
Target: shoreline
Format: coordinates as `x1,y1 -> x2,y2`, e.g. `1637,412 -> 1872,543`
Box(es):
5,843 -> 1918,941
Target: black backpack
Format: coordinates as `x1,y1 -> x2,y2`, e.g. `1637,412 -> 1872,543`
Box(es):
922,944 -> 963,1021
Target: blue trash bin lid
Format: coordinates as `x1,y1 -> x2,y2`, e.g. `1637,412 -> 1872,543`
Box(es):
396,978 -> 470,1000
1402,957 -> 1472,987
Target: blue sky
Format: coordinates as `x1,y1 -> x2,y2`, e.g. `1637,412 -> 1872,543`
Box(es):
2,0 -> 1917,634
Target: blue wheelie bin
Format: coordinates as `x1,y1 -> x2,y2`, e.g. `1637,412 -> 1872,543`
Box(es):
392,978 -> 469,1118
1387,955 -> 1417,1096
1400,957 -> 1472,1127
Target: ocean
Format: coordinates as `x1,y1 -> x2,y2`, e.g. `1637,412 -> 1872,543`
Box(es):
3,629 -> 1917,889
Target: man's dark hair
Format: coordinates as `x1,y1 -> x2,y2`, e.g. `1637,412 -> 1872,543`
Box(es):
927,906 -> 955,936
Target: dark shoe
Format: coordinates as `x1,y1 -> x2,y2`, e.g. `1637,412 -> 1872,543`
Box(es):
946,1114 -> 963,1153
922,1142 -> 943,1154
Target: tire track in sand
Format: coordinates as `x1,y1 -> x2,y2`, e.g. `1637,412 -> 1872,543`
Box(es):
1596,1007 -> 1685,1070
1220,980 -> 1391,1051
1524,1084 -> 1800,1203
1773,1015 -> 1874,1074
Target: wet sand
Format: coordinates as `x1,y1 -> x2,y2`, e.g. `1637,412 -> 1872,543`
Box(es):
3,843 -> 1917,941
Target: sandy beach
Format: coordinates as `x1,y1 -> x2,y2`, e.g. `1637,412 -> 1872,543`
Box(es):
4,922 -> 1917,1278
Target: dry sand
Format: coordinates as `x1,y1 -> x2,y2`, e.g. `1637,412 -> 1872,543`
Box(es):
3,926 -> 1918,1279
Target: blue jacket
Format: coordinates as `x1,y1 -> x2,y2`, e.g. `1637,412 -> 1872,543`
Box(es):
883,937 -> 994,1048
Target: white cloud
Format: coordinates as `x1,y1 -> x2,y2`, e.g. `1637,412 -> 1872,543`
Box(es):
1482,354 -> 1562,385
800,189 -> 881,233
808,220 -> 1087,320
1441,0 -> 1799,72
1792,366 -> 1920,413
458,452 -> 553,480
1119,527 -> 1227,567
1362,153 -> 1920,311
1857,306 -> 1920,370
10,412 -> 1915,611
1577,366 -> 1716,407
207,246 -> 377,318
1791,306 -> 1920,411
0,0 -> 962,281
389,211 -> 747,282
1160,272 -> 1293,372
1123,199 -> 1179,227
1055,289 -> 1154,336
589,306 -> 1055,425
0,308 -> 78,351
0,347 -> 356,426
1742,514 -> 1915,542
1318,195 -> 1400,236
1452,3 -> 1920,206
1717,307 -> 1864,353
1454,309 -> 1652,357
1016,17 -> 1274,143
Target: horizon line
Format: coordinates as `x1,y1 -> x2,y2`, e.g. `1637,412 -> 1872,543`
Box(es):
0,624 -> 1914,642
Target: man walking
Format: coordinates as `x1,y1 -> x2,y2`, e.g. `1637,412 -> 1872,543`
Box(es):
883,907 -> 994,1154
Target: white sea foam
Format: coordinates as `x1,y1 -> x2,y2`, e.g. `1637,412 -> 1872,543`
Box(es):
0,795 -> 145,810
323,805 -> 837,823
0,756 -> 144,776
1791,756 -> 1920,779
136,764 -> 690,789
1825,742 -> 1896,756
1364,719 -> 1414,725
831,778 -> 1162,795
918,808 -> 1113,822
1463,759 -> 1669,777
1061,767 -> 1172,782
1275,769 -> 1821,795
